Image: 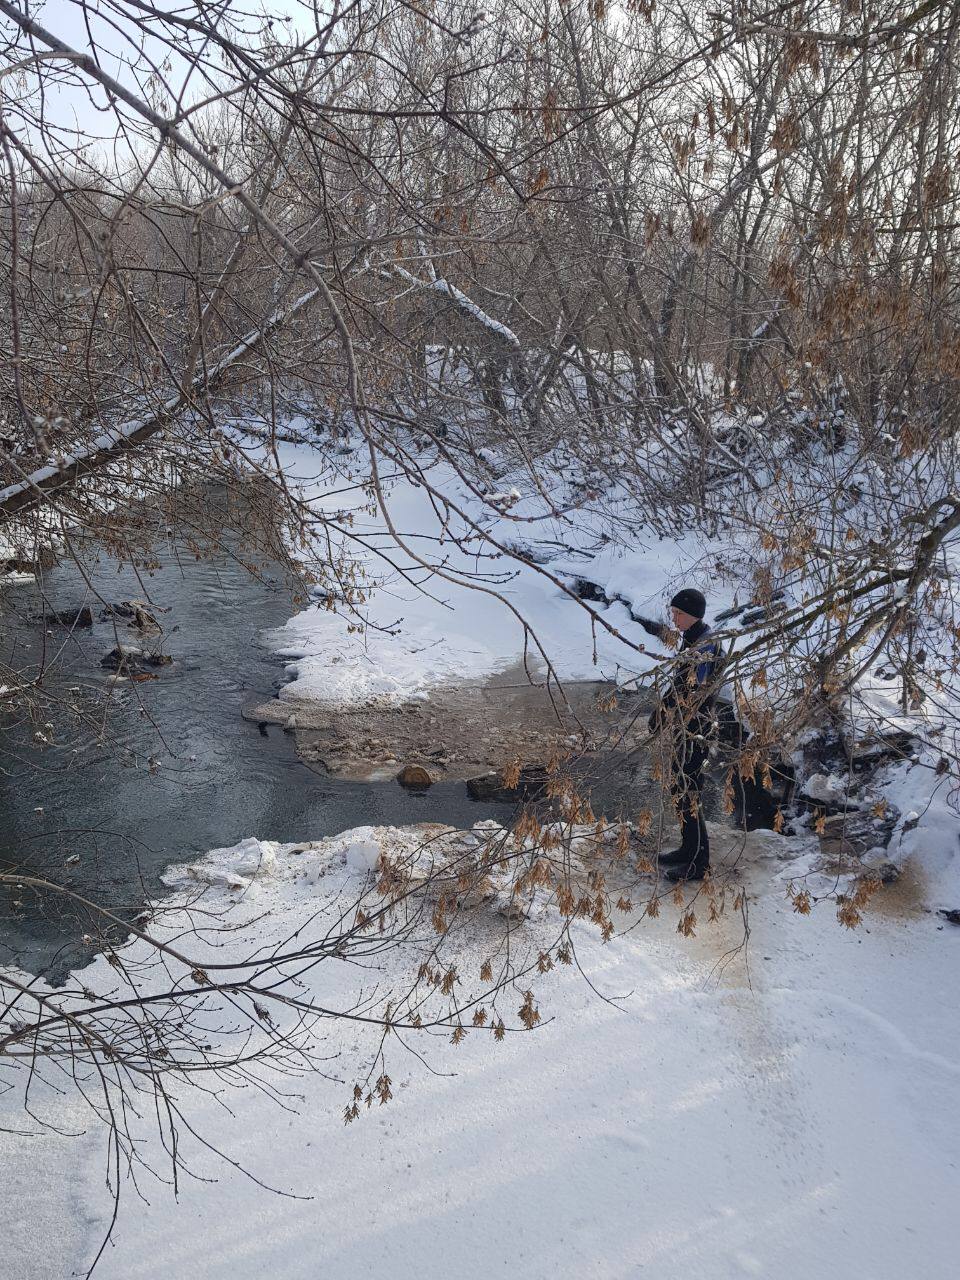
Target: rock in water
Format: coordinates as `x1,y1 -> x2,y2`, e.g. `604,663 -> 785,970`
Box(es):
99,599 -> 165,632
100,644 -> 172,673
466,764 -> 548,802
41,605 -> 93,627
396,763 -> 433,788
101,644 -> 142,671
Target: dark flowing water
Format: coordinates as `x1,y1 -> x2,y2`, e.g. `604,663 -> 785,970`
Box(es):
0,517 -> 515,980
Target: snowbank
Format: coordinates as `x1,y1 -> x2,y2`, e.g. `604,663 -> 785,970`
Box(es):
2,820 -> 957,1280
0,569 -> 34,587
264,439 -> 737,706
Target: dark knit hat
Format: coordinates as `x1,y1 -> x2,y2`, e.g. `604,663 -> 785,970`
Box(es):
670,588 -> 706,619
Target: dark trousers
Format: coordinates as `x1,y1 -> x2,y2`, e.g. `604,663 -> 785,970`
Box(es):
670,740 -> 710,875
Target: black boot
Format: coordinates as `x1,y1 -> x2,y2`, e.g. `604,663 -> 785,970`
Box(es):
661,813 -> 710,881
663,858 -> 709,883
656,848 -> 690,870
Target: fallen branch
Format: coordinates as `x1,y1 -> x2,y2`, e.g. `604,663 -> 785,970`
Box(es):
0,287 -> 320,524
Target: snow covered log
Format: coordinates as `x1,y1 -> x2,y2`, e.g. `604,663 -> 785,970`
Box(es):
390,265 -> 522,350
0,287 -> 320,525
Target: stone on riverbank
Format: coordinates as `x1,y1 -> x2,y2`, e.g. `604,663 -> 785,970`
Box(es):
396,763 -> 434,788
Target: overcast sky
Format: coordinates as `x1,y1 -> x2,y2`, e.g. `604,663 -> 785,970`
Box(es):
7,0 -> 307,169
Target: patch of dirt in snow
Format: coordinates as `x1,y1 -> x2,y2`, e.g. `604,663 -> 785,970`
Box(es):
859,856 -> 930,921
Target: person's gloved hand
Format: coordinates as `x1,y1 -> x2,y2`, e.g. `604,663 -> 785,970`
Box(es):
635,615 -> 665,638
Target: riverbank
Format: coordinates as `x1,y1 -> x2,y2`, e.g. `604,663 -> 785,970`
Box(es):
260,432 -> 719,708
0,511 -> 522,978
2,815 -> 956,1280
254,430 -> 960,916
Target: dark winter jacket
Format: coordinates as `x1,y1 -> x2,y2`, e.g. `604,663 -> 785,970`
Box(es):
638,617 -> 723,735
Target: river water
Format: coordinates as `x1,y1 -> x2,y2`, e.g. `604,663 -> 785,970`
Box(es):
0,511 -> 515,980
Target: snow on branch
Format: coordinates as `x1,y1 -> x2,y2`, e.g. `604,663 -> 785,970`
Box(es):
0,287 -> 320,524
391,265 -> 522,349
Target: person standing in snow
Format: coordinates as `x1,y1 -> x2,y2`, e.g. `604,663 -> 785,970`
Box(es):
635,588 -> 723,882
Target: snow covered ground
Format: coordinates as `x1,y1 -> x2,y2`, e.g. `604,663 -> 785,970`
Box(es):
4,430 -> 960,1279
264,435 -> 739,706
2,821 -> 958,1280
